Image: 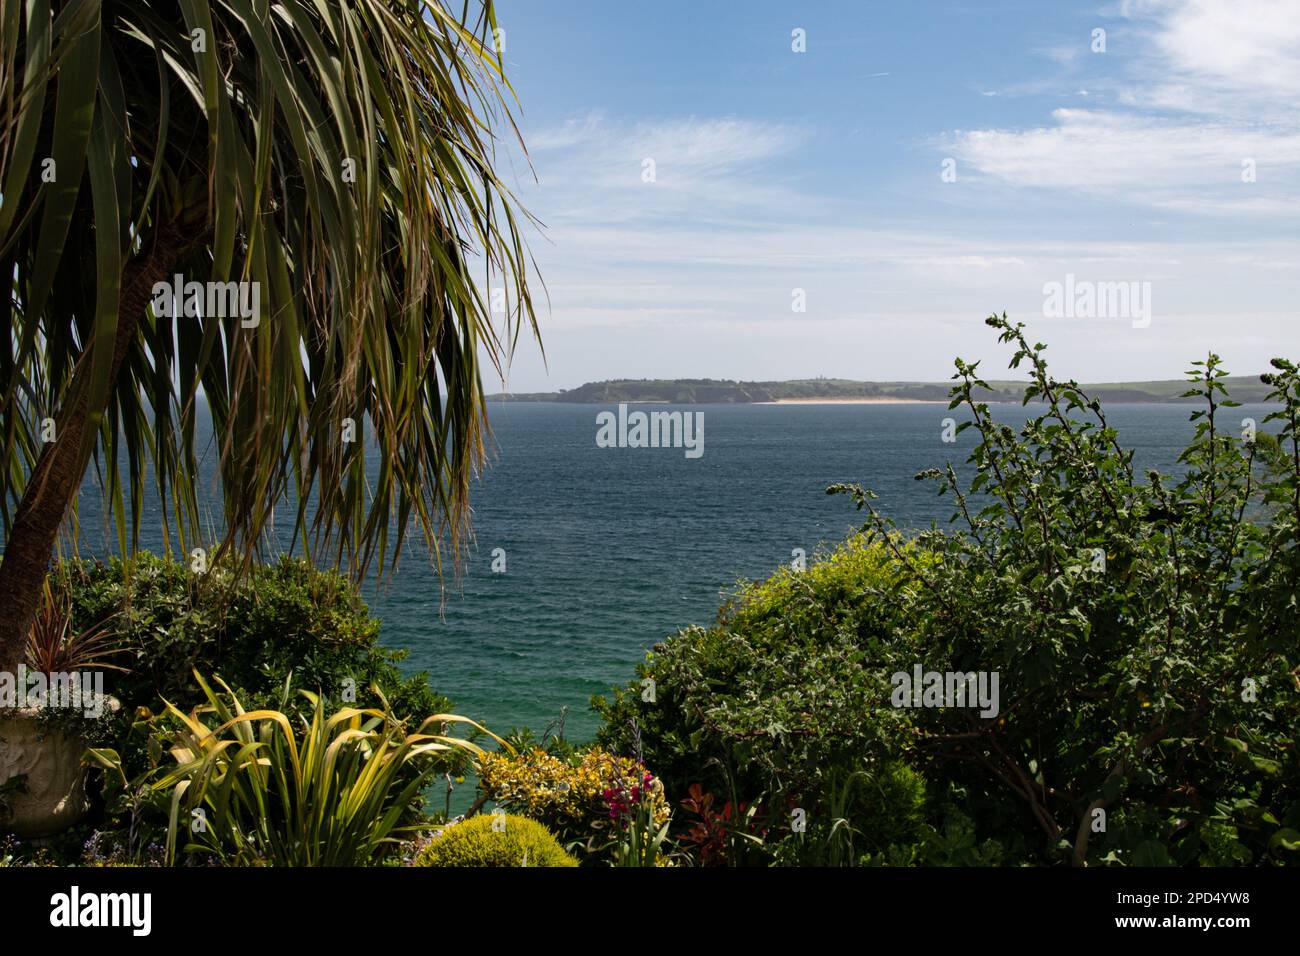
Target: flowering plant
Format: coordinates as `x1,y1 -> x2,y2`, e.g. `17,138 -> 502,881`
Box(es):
477,747 -> 670,861
605,771 -> 674,867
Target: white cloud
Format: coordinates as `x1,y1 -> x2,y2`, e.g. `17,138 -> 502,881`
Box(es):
521,115 -> 809,228
529,112 -> 605,150
945,0 -> 1300,216
530,115 -> 799,177
1129,0 -> 1300,118
946,109 -> 1300,192
1034,43 -> 1086,67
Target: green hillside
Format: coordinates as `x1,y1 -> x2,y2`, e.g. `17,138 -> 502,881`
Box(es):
487,375 -> 1274,404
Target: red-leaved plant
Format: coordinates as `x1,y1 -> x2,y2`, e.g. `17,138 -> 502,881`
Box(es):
678,783 -> 768,867
24,579 -> 127,675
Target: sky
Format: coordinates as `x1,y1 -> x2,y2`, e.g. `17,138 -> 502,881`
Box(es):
484,0 -> 1300,392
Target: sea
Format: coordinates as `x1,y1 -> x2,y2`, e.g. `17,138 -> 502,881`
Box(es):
59,399 -> 1278,746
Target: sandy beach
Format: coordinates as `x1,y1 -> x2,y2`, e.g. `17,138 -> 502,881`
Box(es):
757,397 -> 947,405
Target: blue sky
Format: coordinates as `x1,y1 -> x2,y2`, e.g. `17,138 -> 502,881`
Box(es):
487,0 -> 1300,391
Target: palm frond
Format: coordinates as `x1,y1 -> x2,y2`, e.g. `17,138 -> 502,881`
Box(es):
0,0 -> 538,582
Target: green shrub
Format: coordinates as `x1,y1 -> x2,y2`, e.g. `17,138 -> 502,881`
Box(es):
596,317 -> 1300,867
864,806 -> 1005,867
769,761 -> 929,867
827,316 -> 1300,866
593,535 -> 933,865
415,814 -> 578,868
55,552 -> 466,810
60,553 -> 447,722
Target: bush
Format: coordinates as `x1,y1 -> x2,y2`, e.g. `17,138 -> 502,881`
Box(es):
414,814 -> 578,867
593,535 -> 932,864
596,317 -> 1300,867
60,553 -> 448,722
51,552 -> 468,817
476,747 -> 669,860
829,316 -> 1300,866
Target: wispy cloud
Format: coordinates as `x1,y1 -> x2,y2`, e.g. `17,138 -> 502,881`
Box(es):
1129,0 -> 1300,119
531,115 -> 799,177
520,114 -> 812,231
528,111 -> 606,150
945,109 -> 1300,202
944,0 -> 1300,216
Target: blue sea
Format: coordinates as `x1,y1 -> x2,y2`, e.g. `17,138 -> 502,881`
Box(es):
61,400 -> 1276,745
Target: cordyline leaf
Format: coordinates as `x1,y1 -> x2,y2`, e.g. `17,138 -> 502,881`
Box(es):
1,0 -> 539,587
140,671 -> 492,865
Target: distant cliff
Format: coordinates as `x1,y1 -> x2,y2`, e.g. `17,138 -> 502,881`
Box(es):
487,376 -> 1274,404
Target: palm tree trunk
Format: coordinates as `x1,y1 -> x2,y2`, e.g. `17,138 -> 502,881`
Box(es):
0,224 -> 191,672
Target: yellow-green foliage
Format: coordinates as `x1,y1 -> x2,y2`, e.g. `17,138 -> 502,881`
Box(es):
415,814 -> 578,868
476,747 -> 670,852
726,533 -> 925,631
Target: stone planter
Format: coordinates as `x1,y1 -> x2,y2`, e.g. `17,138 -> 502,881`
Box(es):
0,706 -> 102,838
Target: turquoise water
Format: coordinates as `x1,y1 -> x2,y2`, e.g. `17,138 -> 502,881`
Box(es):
366,400 -> 1265,743
53,400 -> 1274,744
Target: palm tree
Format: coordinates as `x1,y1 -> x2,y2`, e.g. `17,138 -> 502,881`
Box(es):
0,0 -> 538,672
